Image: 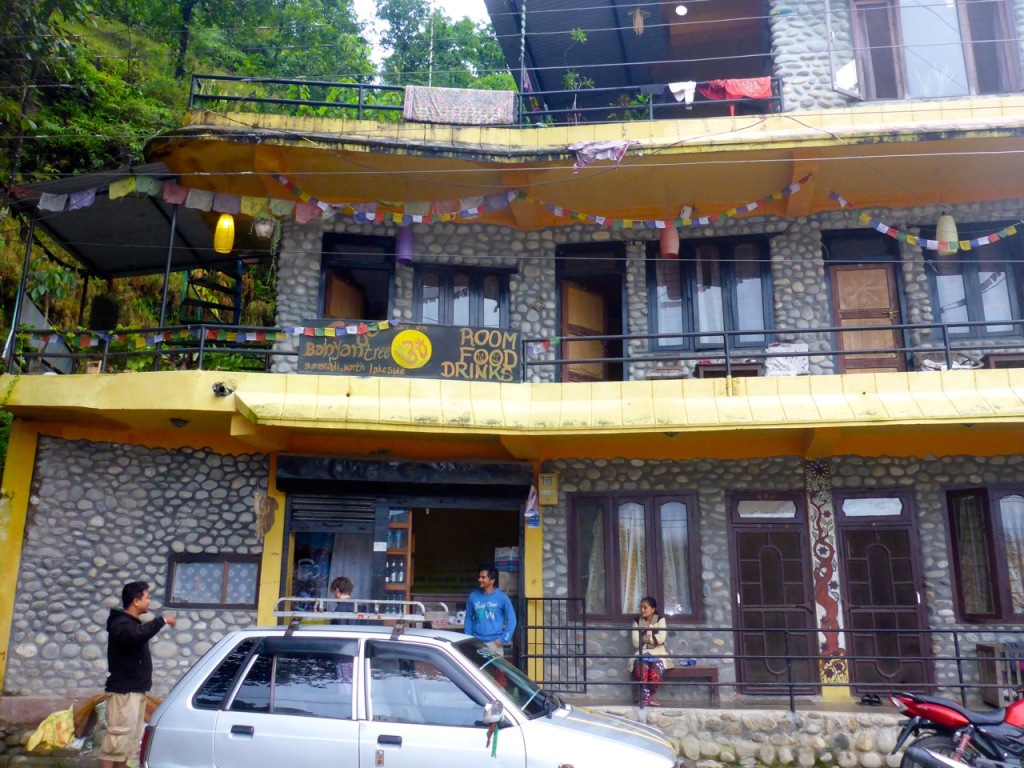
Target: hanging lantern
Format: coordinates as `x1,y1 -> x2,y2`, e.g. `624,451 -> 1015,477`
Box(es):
214,213 -> 235,254
659,225 -> 679,259
935,213 -> 959,257
252,217 -> 276,240
395,224 -> 414,265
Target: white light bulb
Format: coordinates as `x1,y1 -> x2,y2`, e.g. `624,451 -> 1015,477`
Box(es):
675,4 -> 688,16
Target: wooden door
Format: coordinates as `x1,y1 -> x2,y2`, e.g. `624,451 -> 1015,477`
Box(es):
838,525 -> 931,693
324,270 -> 366,319
731,528 -> 819,694
560,281 -> 608,382
829,264 -> 905,373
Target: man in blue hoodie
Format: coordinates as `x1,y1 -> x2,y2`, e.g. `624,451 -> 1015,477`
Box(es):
99,581 -> 175,768
464,567 -> 516,654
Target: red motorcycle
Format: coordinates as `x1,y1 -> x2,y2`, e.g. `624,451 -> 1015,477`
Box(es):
890,692 -> 1024,768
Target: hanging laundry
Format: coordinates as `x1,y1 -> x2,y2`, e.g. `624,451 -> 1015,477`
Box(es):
668,81 -> 697,105
698,78 -> 773,115
566,140 -> 638,173
403,85 -> 516,126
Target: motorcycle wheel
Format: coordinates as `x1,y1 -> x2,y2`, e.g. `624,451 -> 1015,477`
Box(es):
900,734 -> 975,768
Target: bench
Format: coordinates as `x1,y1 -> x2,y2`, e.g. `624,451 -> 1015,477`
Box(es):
663,664 -> 720,705
977,642 -> 1024,707
984,353 -> 1024,370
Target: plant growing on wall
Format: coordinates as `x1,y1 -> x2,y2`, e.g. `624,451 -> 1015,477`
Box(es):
562,27 -> 594,124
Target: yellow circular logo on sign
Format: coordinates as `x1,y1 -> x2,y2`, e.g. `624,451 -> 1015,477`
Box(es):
391,329 -> 432,369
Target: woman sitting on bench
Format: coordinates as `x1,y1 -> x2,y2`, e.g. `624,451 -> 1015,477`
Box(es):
630,596 -> 674,707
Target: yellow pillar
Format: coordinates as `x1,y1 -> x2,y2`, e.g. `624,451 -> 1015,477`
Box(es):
0,419 -> 39,690
256,454 -> 286,626
524,469 -> 544,681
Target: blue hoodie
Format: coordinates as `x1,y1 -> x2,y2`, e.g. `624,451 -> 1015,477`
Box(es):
464,588 -> 517,644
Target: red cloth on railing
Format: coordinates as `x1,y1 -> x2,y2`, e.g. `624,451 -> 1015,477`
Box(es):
697,78 -> 774,115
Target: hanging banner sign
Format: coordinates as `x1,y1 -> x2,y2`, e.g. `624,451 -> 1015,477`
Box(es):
298,321 -> 522,382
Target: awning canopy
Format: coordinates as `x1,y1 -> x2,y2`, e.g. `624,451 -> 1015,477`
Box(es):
4,163 -> 268,279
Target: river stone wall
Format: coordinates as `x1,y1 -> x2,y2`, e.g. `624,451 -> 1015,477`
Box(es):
5,437 -> 267,701
542,453 -> 1024,707
629,707 -> 903,768
272,197 -> 1024,381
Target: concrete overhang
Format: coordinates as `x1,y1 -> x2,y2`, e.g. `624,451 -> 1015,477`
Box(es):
144,96 -> 1024,229
5,369 -> 1024,461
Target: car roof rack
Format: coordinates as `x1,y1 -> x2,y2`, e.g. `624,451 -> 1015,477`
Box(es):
273,597 -> 451,640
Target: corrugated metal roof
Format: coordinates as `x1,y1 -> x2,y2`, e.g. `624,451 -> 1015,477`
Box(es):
4,163 -> 267,278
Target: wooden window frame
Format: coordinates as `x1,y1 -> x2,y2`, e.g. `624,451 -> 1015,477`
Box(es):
567,492 -> 702,623
946,486 -> 1024,623
412,265 -> 513,327
319,234 -> 396,321
166,553 -> 261,609
849,0 -> 1020,100
646,236 -> 773,352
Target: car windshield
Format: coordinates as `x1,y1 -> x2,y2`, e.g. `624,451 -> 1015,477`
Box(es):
453,639 -> 563,720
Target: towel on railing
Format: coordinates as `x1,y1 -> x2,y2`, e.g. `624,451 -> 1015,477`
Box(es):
403,85 -> 516,125
698,77 -> 773,101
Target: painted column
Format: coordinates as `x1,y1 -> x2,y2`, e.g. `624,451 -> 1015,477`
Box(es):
0,418 -> 38,690
805,459 -> 850,700
256,454 -> 287,625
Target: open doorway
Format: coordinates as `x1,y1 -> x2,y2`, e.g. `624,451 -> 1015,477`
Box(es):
556,243 -> 626,382
411,507 -> 520,621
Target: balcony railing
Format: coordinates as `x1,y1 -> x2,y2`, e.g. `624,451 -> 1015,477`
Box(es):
187,74 -> 783,127
8,317 -> 1024,377
520,598 -> 1024,712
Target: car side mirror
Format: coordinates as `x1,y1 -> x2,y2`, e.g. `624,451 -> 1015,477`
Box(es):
482,700 -> 504,724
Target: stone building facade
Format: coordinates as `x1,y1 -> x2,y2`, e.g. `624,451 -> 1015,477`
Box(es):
4,437 -> 267,700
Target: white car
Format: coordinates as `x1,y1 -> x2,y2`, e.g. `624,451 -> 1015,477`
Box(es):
142,615 -> 677,768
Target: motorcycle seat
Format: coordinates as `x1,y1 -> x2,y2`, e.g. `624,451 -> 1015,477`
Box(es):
913,693 -> 1005,725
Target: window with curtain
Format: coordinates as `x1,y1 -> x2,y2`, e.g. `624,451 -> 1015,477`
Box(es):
413,266 -> 510,328
569,493 -> 700,621
648,237 -> 771,351
928,235 -> 1021,338
947,488 -> 1024,622
167,553 -> 261,608
846,0 -> 1019,100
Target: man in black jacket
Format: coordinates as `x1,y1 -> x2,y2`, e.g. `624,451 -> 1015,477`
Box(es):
98,581 -> 176,768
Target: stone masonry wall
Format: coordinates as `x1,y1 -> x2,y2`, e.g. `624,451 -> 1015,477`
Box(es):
541,453 -> 1024,707
633,707 -> 903,768
5,437 -> 268,700
273,196 -> 1024,381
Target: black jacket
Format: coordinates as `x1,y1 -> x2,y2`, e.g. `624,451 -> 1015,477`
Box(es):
104,609 -> 167,693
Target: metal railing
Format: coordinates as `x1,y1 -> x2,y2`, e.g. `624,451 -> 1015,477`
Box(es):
9,324 -> 298,375
522,317 -> 1024,380
9,317 -> 1024,378
520,598 -> 1024,712
187,74 -> 783,127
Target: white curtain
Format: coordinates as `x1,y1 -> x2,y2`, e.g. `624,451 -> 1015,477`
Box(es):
619,502 -> 646,614
660,502 -> 690,615
1000,495 -> 1024,612
584,514 -> 606,613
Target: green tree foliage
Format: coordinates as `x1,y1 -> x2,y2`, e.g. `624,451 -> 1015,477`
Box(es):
378,0 -> 512,89
0,0 -> 93,184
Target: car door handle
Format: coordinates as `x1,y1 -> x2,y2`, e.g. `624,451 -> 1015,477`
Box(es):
377,735 -> 402,746
230,725 -> 254,737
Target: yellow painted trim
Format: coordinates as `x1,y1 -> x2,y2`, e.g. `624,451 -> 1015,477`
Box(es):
0,420 -> 38,690
822,685 -> 852,703
256,455 -> 286,626
524,464 -> 544,681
